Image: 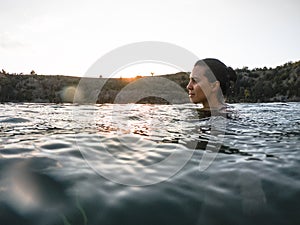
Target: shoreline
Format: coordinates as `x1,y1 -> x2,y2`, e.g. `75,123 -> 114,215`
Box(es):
0,61 -> 299,104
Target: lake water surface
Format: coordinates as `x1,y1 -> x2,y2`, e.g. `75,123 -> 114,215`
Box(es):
0,102 -> 299,225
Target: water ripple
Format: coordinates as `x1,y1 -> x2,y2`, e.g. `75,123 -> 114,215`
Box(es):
0,102 -> 299,225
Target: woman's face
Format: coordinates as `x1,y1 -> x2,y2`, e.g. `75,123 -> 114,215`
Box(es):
186,65 -> 213,105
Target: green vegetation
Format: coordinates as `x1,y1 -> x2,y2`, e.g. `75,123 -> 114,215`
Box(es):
0,74 -> 79,103
231,61 -> 300,102
0,61 -> 299,103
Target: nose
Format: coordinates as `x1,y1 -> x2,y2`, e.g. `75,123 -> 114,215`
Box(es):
187,80 -> 192,90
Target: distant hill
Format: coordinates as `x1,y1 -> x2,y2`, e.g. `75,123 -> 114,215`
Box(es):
231,61 -> 300,102
0,61 -> 299,103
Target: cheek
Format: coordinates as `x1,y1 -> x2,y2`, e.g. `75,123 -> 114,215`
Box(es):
194,84 -> 204,94
197,82 -> 211,94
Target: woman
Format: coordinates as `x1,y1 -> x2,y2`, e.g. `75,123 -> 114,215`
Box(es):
187,58 -> 237,111
187,59 -> 237,149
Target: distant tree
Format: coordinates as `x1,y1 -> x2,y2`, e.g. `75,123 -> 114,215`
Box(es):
241,66 -> 249,72
151,72 -> 154,76
249,72 -> 260,78
1,69 -> 7,75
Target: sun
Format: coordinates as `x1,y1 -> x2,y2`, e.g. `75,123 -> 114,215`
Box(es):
111,62 -> 181,78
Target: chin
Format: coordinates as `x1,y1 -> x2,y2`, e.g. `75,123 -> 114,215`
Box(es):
189,98 -> 199,104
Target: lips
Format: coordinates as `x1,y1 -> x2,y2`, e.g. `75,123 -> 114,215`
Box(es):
189,92 -> 195,97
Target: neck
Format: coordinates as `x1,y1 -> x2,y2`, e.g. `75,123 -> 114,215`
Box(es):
202,97 -> 225,110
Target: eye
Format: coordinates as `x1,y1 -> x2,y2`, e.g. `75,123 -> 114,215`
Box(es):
190,77 -> 199,83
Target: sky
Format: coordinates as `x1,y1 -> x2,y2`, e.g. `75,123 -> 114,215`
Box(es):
0,0 -> 299,77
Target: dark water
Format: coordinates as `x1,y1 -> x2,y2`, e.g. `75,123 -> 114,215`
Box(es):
0,102 -> 299,225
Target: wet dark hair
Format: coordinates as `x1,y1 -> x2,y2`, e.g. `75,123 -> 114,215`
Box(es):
194,58 -> 237,97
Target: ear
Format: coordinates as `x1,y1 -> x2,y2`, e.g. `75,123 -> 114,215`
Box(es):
211,81 -> 220,93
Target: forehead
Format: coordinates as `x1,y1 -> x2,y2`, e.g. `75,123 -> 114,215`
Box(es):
190,65 -> 207,78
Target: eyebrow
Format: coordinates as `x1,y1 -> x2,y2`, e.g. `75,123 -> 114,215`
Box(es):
190,75 -> 199,79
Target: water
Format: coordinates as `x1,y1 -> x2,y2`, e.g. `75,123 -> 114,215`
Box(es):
0,102 -> 299,225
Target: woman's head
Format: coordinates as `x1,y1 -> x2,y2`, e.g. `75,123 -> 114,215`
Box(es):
187,58 -> 237,108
